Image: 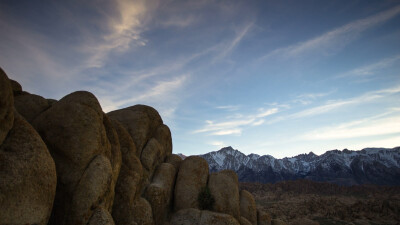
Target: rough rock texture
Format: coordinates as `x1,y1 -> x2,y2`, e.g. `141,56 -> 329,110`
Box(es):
112,119 -> 144,225
0,73 -> 266,225
271,219 -> 287,225
170,208 -> 201,225
141,138 -> 163,182
154,124 -> 173,159
0,112 -> 57,225
170,208 -> 241,225
257,209 -> 272,225
14,93 -> 50,122
0,68 -> 14,144
107,105 -> 163,156
132,197 -> 154,225
240,217 -> 253,225
88,208 -> 116,225
289,218 -> 319,225
200,210 -> 241,225
240,190 -> 257,225
145,163 -> 177,225
174,156 -> 209,211
209,170 -> 240,220
165,154 -> 183,171
33,91 -> 121,225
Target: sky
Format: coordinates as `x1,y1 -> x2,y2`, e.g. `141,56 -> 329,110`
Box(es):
0,0 -> 399,158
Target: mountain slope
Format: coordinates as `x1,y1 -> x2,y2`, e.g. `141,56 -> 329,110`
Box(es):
199,146 -> 400,185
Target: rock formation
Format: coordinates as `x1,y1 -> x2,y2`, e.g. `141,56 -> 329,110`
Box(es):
0,68 -> 273,225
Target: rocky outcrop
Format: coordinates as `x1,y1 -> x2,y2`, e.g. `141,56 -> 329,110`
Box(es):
209,170 -> 240,220
174,156 -> 209,211
145,163 -> 177,225
0,69 -> 57,225
0,69 -> 267,225
14,93 -> 51,122
32,91 -> 122,225
240,190 -> 257,225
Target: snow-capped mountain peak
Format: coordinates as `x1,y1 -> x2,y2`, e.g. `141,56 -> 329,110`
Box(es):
199,146 -> 400,185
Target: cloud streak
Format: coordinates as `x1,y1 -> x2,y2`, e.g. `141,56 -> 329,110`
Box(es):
300,111 -> 400,140
194,107 -> 279,136
336,54 -> 400,78
260,5 -> 400,60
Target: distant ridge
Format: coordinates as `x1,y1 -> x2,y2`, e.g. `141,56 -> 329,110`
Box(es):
199,146 -> 400,185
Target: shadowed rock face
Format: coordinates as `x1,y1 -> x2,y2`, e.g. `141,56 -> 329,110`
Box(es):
174,156 -> 209,211
1,70 -> 264,225
32,91 -> 122,225
0,68 -> 14,144
0,69 -> 57,225
209,170 -> 240,220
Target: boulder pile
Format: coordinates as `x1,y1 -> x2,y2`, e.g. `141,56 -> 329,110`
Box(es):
0,68 -> 282,225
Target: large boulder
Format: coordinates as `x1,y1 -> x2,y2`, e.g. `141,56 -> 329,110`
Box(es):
165,154 -> 183,171
132,197 -> 154,225
112,119 -> 144,225
170,208 -> 201,225
154,124 -> 173,160
209,170 -> 240,220
240,190 -> 257,225
0,112 -> 57,225
174,156 -> 209,211
14,93 -> 50,122
32,91 -> 121,225
107,105 -> 163,156
145,163 -> 177,225
141,138 -> 163,181
170,208 -> 240,225
0,68 -> 14,144
88,208 -> 116,225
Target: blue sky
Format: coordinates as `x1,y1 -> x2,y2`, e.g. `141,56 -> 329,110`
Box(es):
1,0 -> 399,158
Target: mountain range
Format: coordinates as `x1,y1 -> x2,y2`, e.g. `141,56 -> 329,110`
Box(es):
199,146 -> 400,185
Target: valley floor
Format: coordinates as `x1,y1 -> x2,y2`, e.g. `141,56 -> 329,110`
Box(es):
240,180 -> 400,225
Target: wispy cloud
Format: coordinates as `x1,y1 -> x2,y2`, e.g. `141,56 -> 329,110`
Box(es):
85,0 -> 158,68
290,85 -> 400,119
209,141 -> 226,148
260,5 -> 400,60
336,54 -> 400,78
194,107 -> 279,136
300,110 -> 400,140
213,22 -> 253,62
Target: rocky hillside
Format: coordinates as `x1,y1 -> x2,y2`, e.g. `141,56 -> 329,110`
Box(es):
240,180 -> 400,225
0,68 -> 281,225
200,146 -> 400,185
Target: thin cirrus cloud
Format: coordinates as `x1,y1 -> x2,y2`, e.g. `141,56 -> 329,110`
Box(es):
335,54 -> 400,78
85,0 -> 152,68
300,111 -> 400,141
194,107 -> 279,136
260,5 -> 400,60
290,84 -> 400,119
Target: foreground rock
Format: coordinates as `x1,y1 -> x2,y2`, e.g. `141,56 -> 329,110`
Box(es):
209,170 -> 240,220
33,91 -> 122,225
0,69 -> 266,225
174,156 -> 209,211
0,112 -> 57,225
240,190 -> 257,225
